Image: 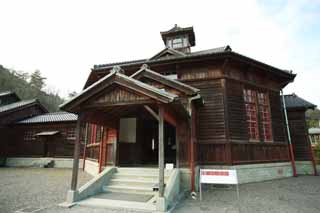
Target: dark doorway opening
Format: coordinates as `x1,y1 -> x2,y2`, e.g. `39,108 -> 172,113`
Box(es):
118,117 -> 177,167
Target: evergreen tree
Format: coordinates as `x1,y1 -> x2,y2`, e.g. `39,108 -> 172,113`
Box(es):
30,70 -> 46,90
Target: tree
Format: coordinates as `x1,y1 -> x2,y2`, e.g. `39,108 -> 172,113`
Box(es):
13,70 -> 29,81
29,70 -> 46,90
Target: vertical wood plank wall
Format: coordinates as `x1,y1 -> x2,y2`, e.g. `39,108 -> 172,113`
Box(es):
287,109 -> 311,161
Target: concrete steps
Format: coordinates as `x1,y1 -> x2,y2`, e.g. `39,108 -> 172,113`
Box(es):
102,167 -> 171,195
74,167 -> 175,212
77,197 -> 157,212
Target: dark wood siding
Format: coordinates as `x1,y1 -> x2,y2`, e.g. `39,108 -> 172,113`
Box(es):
287,109 -> 311,161
187,79 -> 226,144
7,122 -> 79,158
269,91 -> 287,143
226,79 -> 248,142
184,79 -> 228,164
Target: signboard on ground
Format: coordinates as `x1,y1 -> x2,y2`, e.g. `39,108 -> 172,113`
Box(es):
199,169 -> 239,200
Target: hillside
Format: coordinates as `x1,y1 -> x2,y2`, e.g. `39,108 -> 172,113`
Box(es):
0,65 -> 64,112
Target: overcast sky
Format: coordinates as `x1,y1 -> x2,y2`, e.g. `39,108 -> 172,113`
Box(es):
0,0 -> 319,106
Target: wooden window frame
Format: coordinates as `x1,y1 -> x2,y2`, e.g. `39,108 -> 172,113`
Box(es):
257,92 -> 273,142
66,128 -> 76,140
243,89 -> 260,142
24,130 -> 36,141
243,88 -> 273,143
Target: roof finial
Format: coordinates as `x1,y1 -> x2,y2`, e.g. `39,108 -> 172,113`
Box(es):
111,65 -> 124,74
141,64 -> 149,69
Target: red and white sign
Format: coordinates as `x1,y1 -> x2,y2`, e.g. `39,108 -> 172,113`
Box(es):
200,169 -> 238,185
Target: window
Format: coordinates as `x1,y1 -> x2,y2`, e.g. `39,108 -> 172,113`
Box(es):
66,128 -> 76,140
243,89 -> 273,142
24,130 -> 36,141
258,92 -> 273,141
167,36 -> 188,49
96,126 -> 103,143
243,89 -> 259,140
163,71 -> 178,80
172,37 -> 183,48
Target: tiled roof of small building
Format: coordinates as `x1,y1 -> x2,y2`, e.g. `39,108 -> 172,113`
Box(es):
283,94 -> 316,109
0,99 -> 38,114
0,91 -> 15,97
17,111 -> 78,124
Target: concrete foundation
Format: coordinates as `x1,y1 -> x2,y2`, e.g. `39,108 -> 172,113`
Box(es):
193,161 -> 318,190
296,161 -> 316,175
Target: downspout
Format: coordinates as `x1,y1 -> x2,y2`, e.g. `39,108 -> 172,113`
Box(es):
308,133 -> 318,176
281,90 -> 297,177
189,94 -> 203,194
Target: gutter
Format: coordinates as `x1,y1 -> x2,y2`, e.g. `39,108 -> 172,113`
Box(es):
281,90 -> 297,177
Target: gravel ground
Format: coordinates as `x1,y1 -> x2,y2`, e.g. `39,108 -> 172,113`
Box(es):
0,168 -> 92,213
1,168 -> 320,213
175,176 -> 320,213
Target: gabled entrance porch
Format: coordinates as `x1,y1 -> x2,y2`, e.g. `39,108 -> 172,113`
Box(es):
60,65 -> 202,211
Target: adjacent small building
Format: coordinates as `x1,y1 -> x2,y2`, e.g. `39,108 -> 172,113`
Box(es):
9,112 -> 78,158
0,91 -> 78,162
283,94 -> 316,161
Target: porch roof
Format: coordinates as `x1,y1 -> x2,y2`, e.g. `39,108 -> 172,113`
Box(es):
130,64 -> 200,96
60,66 -> 181,113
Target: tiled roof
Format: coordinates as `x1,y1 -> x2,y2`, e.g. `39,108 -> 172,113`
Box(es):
0,99 -> 38,114
60,68 -> 179,111
17,112 -> 78,124
0,91 -> 15,97
92,45 -> 294,79
93,46 -> 231,69
283,94 -> 316,109
160,24 -> 193,35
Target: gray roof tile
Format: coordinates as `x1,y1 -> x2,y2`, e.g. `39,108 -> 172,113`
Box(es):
93,46 -> 230,69
0,99 -> 38,114
17,112 -> 78,124
0,91 -> 15,97
283,94 -> 316,109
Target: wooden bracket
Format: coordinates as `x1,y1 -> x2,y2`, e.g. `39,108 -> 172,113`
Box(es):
144,105 -> 159,121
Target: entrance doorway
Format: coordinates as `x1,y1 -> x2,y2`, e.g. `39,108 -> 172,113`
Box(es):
118,117 -> 177,167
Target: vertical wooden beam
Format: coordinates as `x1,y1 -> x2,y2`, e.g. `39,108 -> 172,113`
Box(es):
71,113 -> 82,191
158,105 -> 165,197
82,123 -> 89,171
222,79 -> 232,165
115,121 -> 119,166
190,104 -> 196,192
98,126 -> 104,173
176,127 -> 179,168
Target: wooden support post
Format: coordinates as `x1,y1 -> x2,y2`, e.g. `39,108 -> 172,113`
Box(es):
190,104 -> 196,193
82,123 -> 89,171
71,113 -> 82,191
98,127 -> 104,173
144,105 -> 159,121
176,127 -> 179,168
158,105 -> 165,197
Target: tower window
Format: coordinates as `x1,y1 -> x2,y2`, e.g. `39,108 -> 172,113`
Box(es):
167,36 -> 189,49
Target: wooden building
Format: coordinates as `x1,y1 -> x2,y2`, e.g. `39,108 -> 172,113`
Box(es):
0,91 -> 47,157
60,25 -> 319,199
0,91 -> 79,159
283,94 -> 316,161
8,112 -> 79,158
